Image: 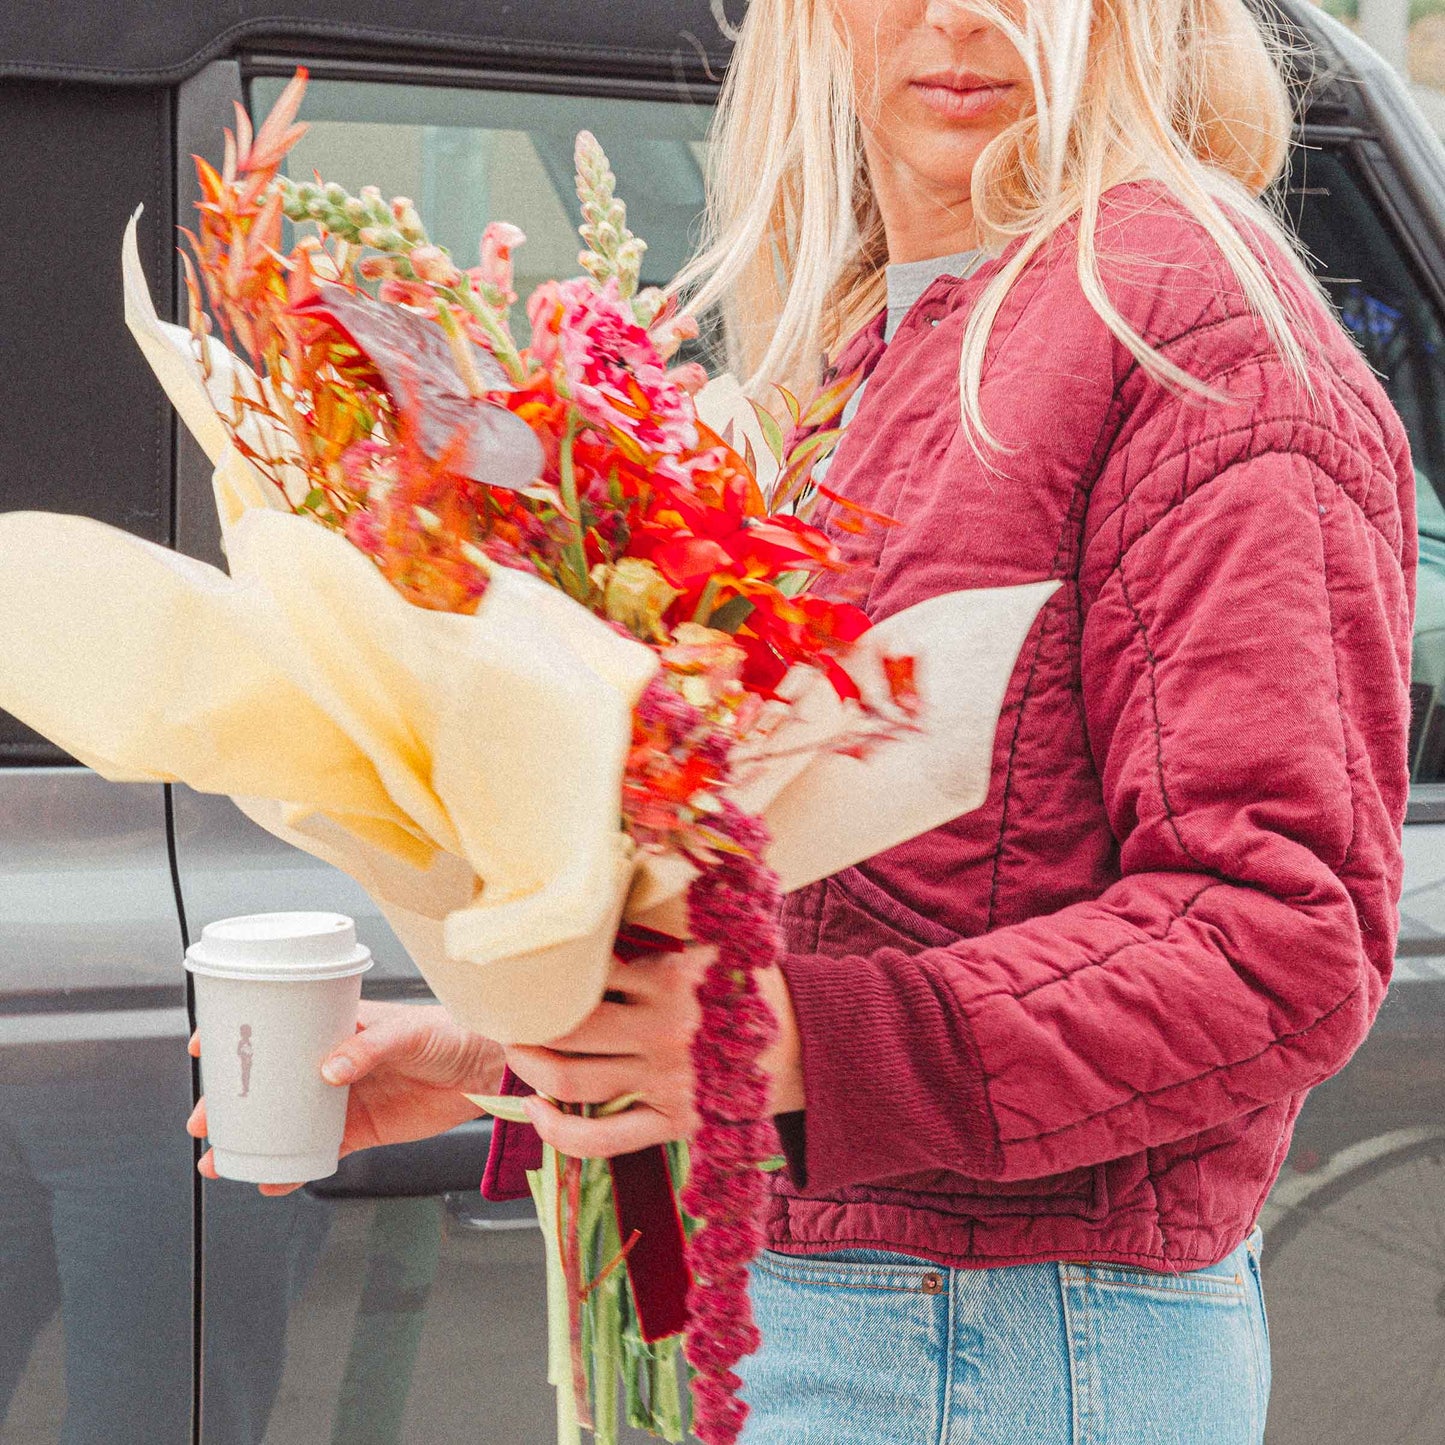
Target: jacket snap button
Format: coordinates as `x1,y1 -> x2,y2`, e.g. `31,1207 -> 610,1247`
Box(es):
920,1272 -> 944,1294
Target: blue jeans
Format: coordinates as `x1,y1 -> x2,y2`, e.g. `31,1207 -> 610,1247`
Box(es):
739,1229 -> 1269,1444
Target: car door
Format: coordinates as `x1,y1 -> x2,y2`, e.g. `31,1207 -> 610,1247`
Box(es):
0,80 -> 195,1445
170,55 -> 716,1444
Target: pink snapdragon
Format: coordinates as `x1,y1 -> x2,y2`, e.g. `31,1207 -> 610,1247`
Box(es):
472,221 -> 527,304
528,277 -> 699,454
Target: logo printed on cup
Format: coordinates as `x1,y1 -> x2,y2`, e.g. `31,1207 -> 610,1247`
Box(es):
238,1023 -> 255,1097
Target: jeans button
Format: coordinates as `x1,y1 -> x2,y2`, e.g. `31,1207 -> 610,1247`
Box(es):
921,1272 -> 944,1294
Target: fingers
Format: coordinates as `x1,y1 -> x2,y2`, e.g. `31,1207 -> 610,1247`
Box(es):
602,951 -> 672,1002
188,1029 -> 200,1059
186,1098 -> 207,1139
319,1006 -> 421,1084
506,1044 -> 640,1106
196,1144 -> 305,1196
543,1000 -> 643,1057
521,1095 -> 674,1159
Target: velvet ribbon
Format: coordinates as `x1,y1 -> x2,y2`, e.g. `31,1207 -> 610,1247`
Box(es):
480,923 -> 692,1343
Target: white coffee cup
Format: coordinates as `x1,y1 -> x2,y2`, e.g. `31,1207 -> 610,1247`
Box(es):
185,911 -> 373,1183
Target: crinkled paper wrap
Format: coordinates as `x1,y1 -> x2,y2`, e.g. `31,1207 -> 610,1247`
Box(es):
0,215 -> 1059,1045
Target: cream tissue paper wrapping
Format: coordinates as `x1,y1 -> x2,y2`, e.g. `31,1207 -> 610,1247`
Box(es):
0,217 -> 1057,1045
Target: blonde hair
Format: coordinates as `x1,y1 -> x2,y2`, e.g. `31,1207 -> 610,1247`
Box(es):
672,0 -> 1331,462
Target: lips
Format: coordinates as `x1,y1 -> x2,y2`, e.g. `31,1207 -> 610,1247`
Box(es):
910,71 -> 1018,122
912,71 -> 1015,94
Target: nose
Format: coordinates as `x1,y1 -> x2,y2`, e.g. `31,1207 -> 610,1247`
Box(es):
923,0 -> 996,36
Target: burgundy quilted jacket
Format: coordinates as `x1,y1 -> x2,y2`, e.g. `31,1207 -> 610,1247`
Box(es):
768,179 -> 1417,1272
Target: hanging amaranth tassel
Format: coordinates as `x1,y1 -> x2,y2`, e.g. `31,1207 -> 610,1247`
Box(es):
682,803 -> 783,1445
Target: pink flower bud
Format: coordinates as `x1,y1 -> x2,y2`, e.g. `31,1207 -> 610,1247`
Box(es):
654,310 -> 701,362
409,245 -> 462,286
479,222 -> 527,302
666,362 -> 709,397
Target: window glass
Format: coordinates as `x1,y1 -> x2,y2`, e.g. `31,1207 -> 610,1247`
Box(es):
250,77 -> 716,364
1279,146 -> 1445,784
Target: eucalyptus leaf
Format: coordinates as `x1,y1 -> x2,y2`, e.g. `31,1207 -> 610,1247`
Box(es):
292,280 -> 543,491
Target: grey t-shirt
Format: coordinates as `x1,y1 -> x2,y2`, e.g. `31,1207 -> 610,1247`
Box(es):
814,248 -> 987,485
883,247 -> 988,342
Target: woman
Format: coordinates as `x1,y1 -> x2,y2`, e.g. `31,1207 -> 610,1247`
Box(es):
190,1 -> 1417,1439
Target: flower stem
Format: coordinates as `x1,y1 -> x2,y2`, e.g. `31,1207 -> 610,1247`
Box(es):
560,1151 -> 594,1430
581,1228 -> 642,1302
558,411 -> 591,603
446,279 -> 527,385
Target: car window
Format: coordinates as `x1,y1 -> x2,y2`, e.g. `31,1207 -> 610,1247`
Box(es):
250,75 -> 715,361
1278,146 -> 1445,786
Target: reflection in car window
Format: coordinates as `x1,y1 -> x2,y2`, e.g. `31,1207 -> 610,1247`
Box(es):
250,76 -> 718,371
1280,147 -> 1445,784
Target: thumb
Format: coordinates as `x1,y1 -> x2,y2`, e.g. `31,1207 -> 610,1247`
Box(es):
321,1013 -> 420,1085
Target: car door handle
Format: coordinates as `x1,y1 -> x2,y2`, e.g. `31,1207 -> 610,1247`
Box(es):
305,1117 -> 495,1199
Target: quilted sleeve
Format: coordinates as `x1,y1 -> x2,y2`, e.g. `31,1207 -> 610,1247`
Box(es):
777,446 -> 1413,1191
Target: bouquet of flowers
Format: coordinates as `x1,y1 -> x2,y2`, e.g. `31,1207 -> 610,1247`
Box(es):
0,71 -> 1056,1445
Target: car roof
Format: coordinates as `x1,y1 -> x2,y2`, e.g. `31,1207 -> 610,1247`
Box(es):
0,0 -> 736,86
0,2 -> 1391,141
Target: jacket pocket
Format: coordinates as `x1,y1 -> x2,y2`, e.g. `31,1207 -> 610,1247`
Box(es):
832,1160 -> 1112,1223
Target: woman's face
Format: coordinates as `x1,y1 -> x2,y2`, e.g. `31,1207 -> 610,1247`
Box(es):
830,0 -> 1034,256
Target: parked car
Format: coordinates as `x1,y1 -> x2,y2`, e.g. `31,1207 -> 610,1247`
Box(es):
1,2 -> 1444,1441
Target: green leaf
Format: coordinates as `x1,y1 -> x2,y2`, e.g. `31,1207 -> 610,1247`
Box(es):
785,425 -> 845,466
707,595 -> 755,633
690,575 -> 724,625
799,365 -> 864,429
748,398 -> 787,462
775,569 -> 812,598
463,1092 -> 532,1124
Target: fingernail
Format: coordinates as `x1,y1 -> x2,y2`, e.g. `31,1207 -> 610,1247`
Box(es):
322,1055 -> 355,1085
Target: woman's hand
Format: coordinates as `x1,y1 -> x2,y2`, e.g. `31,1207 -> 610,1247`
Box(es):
505,945 -> 805,1159
186,1000 -> 505,1197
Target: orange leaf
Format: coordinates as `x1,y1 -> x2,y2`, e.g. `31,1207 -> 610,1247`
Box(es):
192,156 -> 226,205
231,100 -> 254,173
799,365 -> 865,430
814,481 -> 900,529
249,67 -> 311,172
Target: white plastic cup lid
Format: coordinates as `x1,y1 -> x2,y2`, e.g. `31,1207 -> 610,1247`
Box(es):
184,911 -> 374,981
